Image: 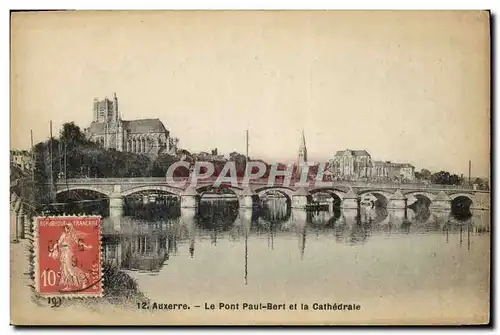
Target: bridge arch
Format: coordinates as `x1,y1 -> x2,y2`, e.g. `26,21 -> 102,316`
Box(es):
195,185 -> 243,198
56,186 -> 111,198
449,193 -> 474,214
309,187 -> 346,199
403,191 -> 436,206
254,186 -> 295,202
309,187 -> 345,206
448,193 -> 474,202
357,189 -> 393,206
121,185 -> 183,197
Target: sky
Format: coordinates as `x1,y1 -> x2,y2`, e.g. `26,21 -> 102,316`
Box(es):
10,11 -> 490,177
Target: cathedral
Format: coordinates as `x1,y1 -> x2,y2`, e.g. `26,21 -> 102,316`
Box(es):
84,93 -> 178,156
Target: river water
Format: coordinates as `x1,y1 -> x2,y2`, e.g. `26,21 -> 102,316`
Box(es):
100,198 -> 490,323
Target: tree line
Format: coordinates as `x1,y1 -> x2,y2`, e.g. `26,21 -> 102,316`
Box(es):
415,168 -> 489,190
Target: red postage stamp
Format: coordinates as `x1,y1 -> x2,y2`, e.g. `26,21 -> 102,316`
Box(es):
34,216 -> 103,297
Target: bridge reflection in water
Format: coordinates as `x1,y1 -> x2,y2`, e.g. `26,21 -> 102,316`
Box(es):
101,198 -> 490,282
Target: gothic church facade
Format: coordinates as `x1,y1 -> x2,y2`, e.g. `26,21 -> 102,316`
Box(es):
84,93 -> 177,156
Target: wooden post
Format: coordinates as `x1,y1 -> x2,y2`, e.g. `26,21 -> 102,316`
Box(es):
467,223 -> 471,251
244,230 -> 248,285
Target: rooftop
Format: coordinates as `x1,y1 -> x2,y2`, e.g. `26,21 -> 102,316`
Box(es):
373,161 -> 414,168
87,118 -> 168,135
335,149 -> 371,157
124,119 -> 167,134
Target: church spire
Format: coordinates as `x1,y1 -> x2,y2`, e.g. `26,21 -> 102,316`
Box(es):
298,129 -> 307,164
295,129 -> 308,180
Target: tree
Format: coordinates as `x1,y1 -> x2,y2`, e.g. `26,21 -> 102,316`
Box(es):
430,171 -> 463,185
60,122 -> 89,148
33,122 -> 160,182
228,152 -> 247,177
449,174 -> 463,186
177,149 -> 194,163
474,177 -> 490,190
249,159 -> 271,178
420,169 -> 432,180
151,153 -> 181,177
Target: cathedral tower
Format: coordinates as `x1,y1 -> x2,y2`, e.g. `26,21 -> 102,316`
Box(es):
93,94 -> 116,123
112,92 -> 120,123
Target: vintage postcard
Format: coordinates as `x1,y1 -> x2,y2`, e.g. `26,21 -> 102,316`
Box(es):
10,10 -> 490,325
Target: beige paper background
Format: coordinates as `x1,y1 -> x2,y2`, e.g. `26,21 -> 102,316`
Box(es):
10,10 -> 490,176
10,10 -> 490,325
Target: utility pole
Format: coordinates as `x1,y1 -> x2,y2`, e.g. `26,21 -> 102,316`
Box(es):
49,121 -> 54,202
64,143 -> 67,179
468,160 -> 472,185
245,129 -> 249,178
58,139 -> 62,177
245,129 -> 249,161
29,129 -> 36,211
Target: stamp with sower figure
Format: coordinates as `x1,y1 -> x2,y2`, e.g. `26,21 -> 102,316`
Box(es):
34,216 -> 103,297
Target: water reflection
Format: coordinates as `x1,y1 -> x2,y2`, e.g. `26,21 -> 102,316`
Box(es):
101,198 -> 490,279
103,222 -> 170,272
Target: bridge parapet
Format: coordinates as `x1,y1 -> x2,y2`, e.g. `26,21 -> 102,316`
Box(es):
56,177 -> 478,192
59,177 -> 167,184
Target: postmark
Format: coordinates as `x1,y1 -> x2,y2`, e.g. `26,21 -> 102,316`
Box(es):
33,215 -> 103,298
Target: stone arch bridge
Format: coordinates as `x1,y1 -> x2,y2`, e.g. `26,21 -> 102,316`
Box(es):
54,177 -> 489,216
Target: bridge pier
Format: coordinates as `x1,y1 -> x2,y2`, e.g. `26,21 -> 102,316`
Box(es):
387,189 -> 407,210
239,208 -> 253,234
240,187 -> 256,208
430,191 -> 451,211
471,192 -> 490,210
341,208 -> 360,228
291,188 -> 311,209
342,198 -> 359,209
181,187 -> 200,208
387,208 -> 407,228
291,208 -> 308,228
406,194 -> 418,207
109,196 -> 124,217
341,188 -> 359,209
432,210 -> 451,229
